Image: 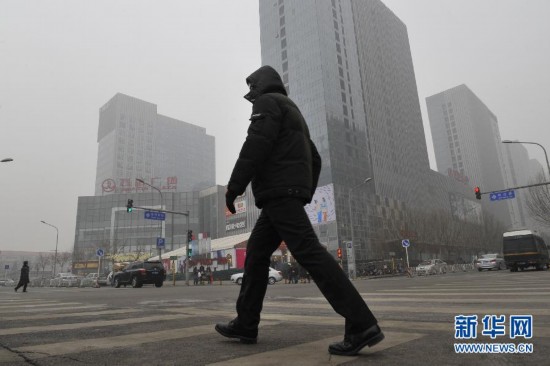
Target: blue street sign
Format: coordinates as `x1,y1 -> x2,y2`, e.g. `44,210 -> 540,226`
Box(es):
490,190 -> 515,202
144,211 -> 166,221
402,239 -> 410,248
96,248 -> 104,257
156,237 -> 165,249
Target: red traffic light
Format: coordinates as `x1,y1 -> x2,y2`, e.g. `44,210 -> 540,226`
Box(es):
474,187 -> 481,200
337,248 -> 342,259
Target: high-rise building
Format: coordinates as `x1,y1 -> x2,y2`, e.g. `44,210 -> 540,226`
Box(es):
258,0 -> 433,262
95,93 -> 215,195
426,84 -> 512,227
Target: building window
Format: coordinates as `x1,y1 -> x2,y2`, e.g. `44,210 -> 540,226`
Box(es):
282,49 -> 287,60
281,38 -> 287,48
283,61 -> 288,72
280,16 -> 285,26
280,27 -> 286,38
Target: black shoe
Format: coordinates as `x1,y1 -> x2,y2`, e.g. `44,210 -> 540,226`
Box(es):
215,320 -> 257,344
328,325 -> 385,356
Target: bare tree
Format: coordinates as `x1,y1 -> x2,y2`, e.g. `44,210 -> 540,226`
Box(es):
37,252 -> 51,278
526,172 -> 550,227
57,252 -> 73,273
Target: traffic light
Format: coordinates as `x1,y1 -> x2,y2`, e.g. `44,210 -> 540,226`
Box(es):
337,248 -> 342,259
187,248 -> 192,257
474,187 -> 481,200
187,230 -> 193,243
126,199 -> 134,212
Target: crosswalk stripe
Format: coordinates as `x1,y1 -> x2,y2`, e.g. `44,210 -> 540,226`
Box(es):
13,321 -> 280,360
0,308 -> 141,321
301,296 -> 550,304
365,291 -> 549,296
262,301 -> 550,316
0,304 -> 105,314
0,302 -> 83,310
377,288 -> 550,292
205,330 -> 425,366
0,313 -> 192,336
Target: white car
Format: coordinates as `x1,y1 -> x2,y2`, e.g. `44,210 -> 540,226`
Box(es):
416,259 -> 447,276
50,273 -> 79,287
0,279 -> 15,287
231,267 -> 283,285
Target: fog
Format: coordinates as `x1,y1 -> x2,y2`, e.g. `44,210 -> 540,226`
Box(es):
1,0 -> 549,252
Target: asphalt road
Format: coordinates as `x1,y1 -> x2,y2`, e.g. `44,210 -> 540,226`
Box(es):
1,269 -> 549,365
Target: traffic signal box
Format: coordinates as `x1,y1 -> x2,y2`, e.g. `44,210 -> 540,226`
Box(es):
337,248 -> 342,259
474,187 -> 481,200
126,199 -> 134,212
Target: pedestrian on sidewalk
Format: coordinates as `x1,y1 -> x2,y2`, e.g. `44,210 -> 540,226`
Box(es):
215,65 -> 384,356
14,261 -> 30,293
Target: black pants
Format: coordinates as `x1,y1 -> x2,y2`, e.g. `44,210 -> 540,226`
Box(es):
15,281 -> 27,292
236,197 -> 377,335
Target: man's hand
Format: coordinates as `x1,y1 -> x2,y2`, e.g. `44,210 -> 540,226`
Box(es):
226,189 -> 237,214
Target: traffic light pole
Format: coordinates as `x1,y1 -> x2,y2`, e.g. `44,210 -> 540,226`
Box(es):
130,205 -> 191,285
476,181 -> 550,197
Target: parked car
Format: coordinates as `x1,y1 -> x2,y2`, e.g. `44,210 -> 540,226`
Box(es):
49,273 -> 79,287
416,259 -> 447,276
475,253 -> 506,271
79,273 -> 109,287
0,278 -> 15,287
112,260 -> 166,288
231,267 -> 283,285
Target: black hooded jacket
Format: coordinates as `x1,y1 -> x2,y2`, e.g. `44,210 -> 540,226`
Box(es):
227,65 -> 322,208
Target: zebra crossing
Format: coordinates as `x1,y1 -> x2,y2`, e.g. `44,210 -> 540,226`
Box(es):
0,271 -> 548,365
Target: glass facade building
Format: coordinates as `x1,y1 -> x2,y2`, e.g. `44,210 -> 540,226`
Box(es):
427,84 -> 512,228
258,0 -> 432,261
95,93 -> 215,196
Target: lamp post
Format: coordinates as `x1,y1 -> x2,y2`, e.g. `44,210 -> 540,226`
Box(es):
1,158 -> 14,163
136,179 -> 164,262
347,177 -> 373,279
502,140 -> 550,180
40,220 -> 59,277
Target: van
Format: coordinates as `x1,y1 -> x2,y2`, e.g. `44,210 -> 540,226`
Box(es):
503,230 -> 550,271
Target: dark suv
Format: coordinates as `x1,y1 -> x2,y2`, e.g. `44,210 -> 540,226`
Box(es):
113,260 -> 166,288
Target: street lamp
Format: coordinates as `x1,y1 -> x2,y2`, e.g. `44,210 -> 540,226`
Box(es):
1,158 -> 14,163
136,178 -> 164,261
40,220 -> 59,277
502,140 -> 550,180
347,177 -> 373,279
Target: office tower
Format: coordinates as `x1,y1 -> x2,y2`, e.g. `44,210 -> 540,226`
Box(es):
258,0 -> 432,261
95,93 -> 215,196
427,84 -> 512,227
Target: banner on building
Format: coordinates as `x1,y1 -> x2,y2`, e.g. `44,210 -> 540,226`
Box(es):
305,183 -> 336,225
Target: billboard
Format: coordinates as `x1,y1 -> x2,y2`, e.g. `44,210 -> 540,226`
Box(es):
305,184 -> 336,225
225,195 -> 247,233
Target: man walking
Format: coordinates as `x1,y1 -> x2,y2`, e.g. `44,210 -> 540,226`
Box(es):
215,65 -> 383,356
14,260 -> 30,293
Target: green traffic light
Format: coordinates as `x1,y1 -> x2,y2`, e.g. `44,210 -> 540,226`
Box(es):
127,207 -> 133,213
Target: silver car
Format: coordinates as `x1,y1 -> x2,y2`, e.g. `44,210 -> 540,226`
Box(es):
416,259 -> 447,276
476,254 -> 506,271
231,267 -> 283,285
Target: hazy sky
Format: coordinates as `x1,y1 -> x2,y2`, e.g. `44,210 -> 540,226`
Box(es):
1,0 -> 549,253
